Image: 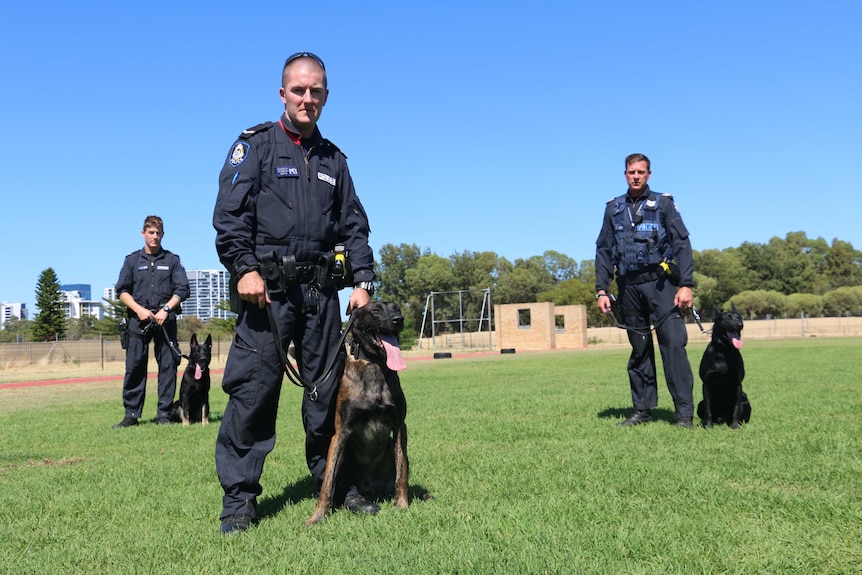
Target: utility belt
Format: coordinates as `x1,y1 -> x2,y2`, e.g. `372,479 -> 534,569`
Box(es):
620,260 -> 680,285
259,246 -> 353,299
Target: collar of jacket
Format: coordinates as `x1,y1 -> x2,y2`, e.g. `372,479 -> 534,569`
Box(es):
278,114 -> 323,147
626,184 -> 652,203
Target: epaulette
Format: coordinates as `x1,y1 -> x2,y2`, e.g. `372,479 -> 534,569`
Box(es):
321,138 -> 345,157
238,122 -> 274,140
661,193 -> 674,198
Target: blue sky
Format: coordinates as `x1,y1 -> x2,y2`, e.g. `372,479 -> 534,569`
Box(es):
1,0 -> 859,311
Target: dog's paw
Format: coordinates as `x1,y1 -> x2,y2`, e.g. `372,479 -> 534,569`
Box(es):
703,420 -> 713,429
731,420 -> 742,429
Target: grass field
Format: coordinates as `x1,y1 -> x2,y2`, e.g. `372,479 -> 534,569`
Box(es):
1,338 -> 861,574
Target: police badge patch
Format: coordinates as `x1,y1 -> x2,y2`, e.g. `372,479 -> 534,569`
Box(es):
229,142 -> 250,167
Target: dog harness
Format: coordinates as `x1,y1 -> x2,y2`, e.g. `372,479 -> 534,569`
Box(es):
610,192 -> 673,277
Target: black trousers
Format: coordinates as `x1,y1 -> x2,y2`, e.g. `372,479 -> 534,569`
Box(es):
215,284 -> 344,520
121,318 -> 179,419
617,277 -> 694,420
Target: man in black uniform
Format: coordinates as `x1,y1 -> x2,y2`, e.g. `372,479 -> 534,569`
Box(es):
113,215 -> 189,428
213,52 -> 376,534
595,154 -> 695,428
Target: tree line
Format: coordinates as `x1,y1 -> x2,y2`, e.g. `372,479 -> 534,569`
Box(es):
374,231 -> 862,337
2,231 -> 861,343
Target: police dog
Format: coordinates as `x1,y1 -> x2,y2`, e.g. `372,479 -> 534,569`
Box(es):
169,333 -> 212,426
305,301 -> 409,526
697,304 -> 751,428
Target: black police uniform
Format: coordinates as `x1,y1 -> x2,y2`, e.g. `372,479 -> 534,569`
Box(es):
213,115 -> 374,521
115,248 -> 189,420
595,186 -> 695,421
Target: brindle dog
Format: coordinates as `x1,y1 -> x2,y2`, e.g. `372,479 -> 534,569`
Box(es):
306,301 -> 409,526
697,304 -> 751,429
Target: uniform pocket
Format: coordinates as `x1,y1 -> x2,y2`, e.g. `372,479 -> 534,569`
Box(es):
221,332 -> 262,407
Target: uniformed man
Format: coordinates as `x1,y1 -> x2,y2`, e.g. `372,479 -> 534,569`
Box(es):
113,215 -> 189,428
213,52 -> 377,534
595,153 -> 695,428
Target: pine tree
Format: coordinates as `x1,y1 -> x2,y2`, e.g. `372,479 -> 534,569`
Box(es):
31,267 -> 67,342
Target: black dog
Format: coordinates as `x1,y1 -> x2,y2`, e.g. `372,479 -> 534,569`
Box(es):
306,301 -> 409,526
169,333 -> 212,426
697,304 -> 751,429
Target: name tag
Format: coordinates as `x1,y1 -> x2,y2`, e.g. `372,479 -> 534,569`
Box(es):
137,265 -> 148,271
276,166 -> 299,177
156,265 -> 170,270
317,171 -> 336,186
635,223 -> 658,232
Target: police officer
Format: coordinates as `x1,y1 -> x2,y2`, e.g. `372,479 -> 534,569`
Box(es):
113,215 -> 189,428
213,52 -> 376,534
595,154 -> 695,428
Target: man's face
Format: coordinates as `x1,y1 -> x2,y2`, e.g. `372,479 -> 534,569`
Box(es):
142,226 -> 163,254
279,59 -> 328,137
625,160 -> 651,195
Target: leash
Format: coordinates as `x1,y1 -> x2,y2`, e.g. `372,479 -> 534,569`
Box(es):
690,305 -> 711,334
606,294 -> 710,335
159,324 -> 189,362
264,298 -> 355,401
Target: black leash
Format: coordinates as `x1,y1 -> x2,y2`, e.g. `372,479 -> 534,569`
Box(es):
264,301 -> 355,401
157,323 -> 188,363
606,293 -> 709,335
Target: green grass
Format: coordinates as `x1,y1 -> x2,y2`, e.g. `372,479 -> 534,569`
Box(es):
1,338 -> 861,574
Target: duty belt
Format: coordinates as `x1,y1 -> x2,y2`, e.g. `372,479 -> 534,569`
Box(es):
260,251 -> 318,296
620,268 -> 661,285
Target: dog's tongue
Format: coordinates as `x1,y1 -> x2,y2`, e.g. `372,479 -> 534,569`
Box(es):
732,338 -> 743,350
195,363 -> 203,379
380,334 -> 407,371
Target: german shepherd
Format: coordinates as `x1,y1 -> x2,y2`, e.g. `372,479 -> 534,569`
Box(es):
169,333 -> 212,426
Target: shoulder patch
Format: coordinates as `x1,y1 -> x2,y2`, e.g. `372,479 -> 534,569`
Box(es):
238,122 -> 273,140
229,141 -> 250,167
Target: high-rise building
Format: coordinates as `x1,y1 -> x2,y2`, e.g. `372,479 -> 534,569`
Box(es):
61,286 -> 105,320
185,269 -> 234,321
1,302 -> 28,328
61,284 -> 91,301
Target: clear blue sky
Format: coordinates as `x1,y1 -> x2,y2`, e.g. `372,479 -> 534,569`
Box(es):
2,0 -> 859,311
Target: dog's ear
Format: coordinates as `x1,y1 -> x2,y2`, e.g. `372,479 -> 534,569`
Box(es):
712,305 -> 722,320
730,301 -> 738,313
190,333 -> 198,346
205,333 -> 213,347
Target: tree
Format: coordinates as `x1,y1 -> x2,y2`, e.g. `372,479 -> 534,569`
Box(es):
494,256 -> 556,305
730,290 -> 787,320
822,286 -> 862,317
0,316 -> 32,343
693,248 -> 755,309
542,250 -> 578,282
825,239 -> 862,289
67,314 -> 97,340
786,293 -> 824,318
31,268 -> 66,342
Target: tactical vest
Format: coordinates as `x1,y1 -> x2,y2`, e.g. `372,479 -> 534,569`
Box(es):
611,193 -> 672,277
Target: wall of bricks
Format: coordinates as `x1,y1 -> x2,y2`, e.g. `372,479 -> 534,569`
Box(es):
494,302 -> 588,351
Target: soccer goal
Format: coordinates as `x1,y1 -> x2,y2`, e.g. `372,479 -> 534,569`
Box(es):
417,288 -> 493,351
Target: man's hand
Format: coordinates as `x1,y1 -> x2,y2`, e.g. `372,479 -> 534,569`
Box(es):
237,270 -> 269,309
596,293 -> 612,314
347,287 -> 371,314
674,286 -> 693,310
135,307 -> 156,323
